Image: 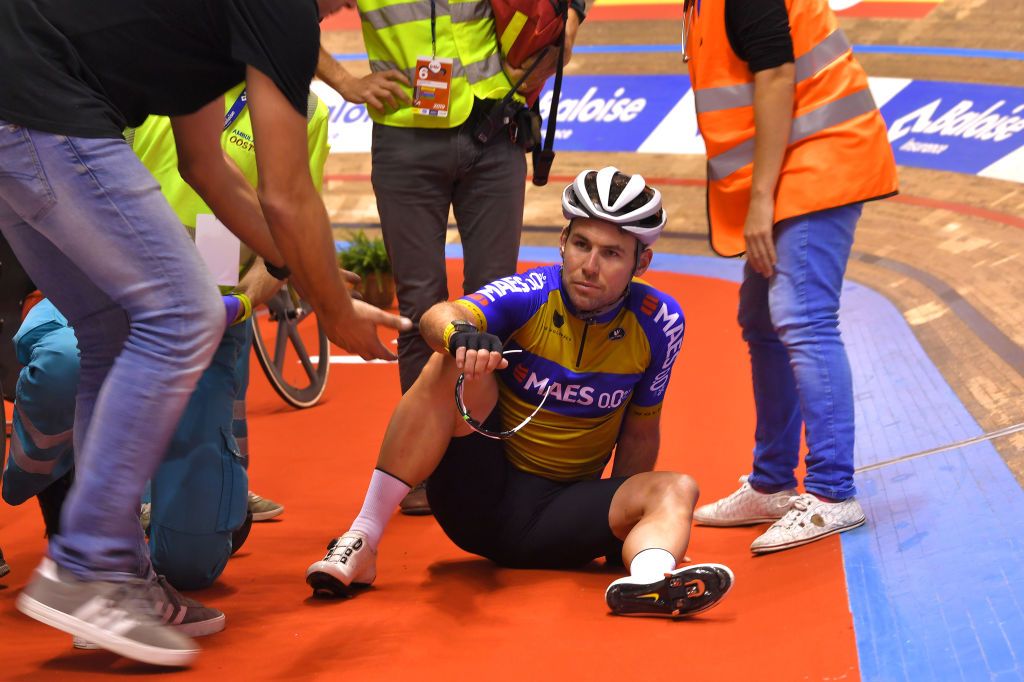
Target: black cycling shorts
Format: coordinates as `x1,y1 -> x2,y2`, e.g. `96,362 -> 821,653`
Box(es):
425,430 -> 627,569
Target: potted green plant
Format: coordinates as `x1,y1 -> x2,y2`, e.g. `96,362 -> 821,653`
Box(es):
337,230 -> 395,310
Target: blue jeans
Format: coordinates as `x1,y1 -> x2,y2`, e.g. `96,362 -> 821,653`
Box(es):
738,203 -> 862,501
0,122 -> 223,580
2,300 -> 78,506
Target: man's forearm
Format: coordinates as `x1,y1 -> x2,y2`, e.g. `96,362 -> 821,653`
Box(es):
750,63 -> 795,202
235,257 -> 284,309
185,153 -> 286,266
420,301 -> 477,354
611,428 -> 659,478
259,181 -> 350,320
317,45 -> 353,93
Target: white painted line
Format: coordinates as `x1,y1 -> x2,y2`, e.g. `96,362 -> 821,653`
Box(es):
308,356 -> 395,365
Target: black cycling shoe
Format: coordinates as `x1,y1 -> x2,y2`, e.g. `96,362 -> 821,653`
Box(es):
605,563 -> 735,618
230,511 -> 254,556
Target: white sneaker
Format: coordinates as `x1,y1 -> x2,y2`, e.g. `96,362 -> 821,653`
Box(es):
305,531 -> 377,598
693,476 -> 797,526
750,493 -> 866,554
605,564 -> 735,618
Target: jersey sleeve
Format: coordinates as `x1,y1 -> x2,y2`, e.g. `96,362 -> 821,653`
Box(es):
306,94 -> 331,192
225,0 -> 319,116
629,288 -> 685,411
454,266 -> 557,341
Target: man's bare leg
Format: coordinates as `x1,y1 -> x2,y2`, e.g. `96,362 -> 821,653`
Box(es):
605,472 -> 734,617
305,351 -> 497,596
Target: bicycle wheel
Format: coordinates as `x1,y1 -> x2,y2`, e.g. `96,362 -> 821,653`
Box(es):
250,286 -> 330,409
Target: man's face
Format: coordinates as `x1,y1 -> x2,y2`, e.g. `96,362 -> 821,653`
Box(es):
560,218 -> 652,311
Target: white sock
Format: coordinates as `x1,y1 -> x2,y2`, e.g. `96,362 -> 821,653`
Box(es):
349,469 -> 411,552
629,548 -> 677,582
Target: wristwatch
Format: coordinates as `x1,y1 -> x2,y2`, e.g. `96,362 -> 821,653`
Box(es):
442,320 -> 478,352
264,260 -> 291,281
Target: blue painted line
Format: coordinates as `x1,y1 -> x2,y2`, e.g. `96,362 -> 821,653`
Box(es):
456,244 -> 1024,681
333,44 -> 1024,62
853,44 -> 1024,61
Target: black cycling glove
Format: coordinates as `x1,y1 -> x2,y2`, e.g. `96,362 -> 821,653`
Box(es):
444,321 -> 503,357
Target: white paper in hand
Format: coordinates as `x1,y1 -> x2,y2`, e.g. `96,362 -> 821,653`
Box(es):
195,214 -> 241,287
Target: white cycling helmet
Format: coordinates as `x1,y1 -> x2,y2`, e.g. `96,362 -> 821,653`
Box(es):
561,167 -> 666,247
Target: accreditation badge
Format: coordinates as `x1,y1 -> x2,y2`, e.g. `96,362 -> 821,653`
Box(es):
413,57 -> 454,118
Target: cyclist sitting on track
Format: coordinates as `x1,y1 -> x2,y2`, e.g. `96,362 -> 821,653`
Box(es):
306,167 -> 735,618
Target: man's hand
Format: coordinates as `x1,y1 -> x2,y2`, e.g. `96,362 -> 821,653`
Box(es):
337,70 -> 411,115
503,10 -> 580,93
339,268 -> 360,287
448,328 -> 508,380
745,62 -> 795,279
743,193 -> 777,278
323,299 -> 412,361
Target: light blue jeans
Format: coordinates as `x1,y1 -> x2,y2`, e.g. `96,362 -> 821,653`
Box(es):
0,121 -> 223,580
738,203 -> 862,501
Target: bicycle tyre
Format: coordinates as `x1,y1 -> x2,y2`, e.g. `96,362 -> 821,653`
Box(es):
250,287 -> 330,409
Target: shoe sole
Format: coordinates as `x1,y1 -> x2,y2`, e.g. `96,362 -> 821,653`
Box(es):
398,506 -> 433,517
305,569 -> 372,599
251,507 -> 284,522
73,614 -> 225,650
0,563 -> 9,578
605,563 -> 735,618
751,516 -> 867,554
694,515 -> 785,527
16,593 -> 199,667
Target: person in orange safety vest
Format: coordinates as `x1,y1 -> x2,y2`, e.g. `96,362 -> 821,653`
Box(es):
683,0 -> 897,553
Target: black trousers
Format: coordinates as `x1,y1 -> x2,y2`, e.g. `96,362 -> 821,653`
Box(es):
370,107 -> 526,393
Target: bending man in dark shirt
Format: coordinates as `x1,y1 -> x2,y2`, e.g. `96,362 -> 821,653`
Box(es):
0,0 -> 409,667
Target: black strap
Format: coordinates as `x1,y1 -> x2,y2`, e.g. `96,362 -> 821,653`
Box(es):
532,1 -> 569,187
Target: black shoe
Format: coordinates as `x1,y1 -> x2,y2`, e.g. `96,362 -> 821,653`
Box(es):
230,511 -> 254,556
37,469 -> 74,537
605,563 -> 734,618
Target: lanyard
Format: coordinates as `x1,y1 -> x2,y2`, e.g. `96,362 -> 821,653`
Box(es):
681,0 -> 695,63
223,89 -> 248,131
429,0 -> 437,57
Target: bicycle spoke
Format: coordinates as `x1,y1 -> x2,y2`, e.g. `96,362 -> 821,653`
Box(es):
287,324 -> 317,382
273,317 -> 289,371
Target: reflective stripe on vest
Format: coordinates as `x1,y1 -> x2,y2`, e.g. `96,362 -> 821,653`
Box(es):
694,29 -> 852,114
357,0 -> 512,127
708,87 -> 878,180
361,0 -> 490,28
369,51 -> 504,86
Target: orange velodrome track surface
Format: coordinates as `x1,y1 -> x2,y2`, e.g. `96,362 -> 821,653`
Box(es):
0,260 -> 859,680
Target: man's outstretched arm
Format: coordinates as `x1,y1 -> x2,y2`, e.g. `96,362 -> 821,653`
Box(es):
245,65 -> 410,359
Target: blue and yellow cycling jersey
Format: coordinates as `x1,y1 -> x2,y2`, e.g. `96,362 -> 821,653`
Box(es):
455,264 -> 686,482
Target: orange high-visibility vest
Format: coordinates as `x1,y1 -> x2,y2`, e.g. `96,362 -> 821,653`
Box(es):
685,0 -> 898,257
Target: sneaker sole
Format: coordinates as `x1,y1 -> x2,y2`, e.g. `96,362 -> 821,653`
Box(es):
751,516 -> 867,554
0,562 -> 10,578
605,563 -> 735,618
694,515 -> 786,527
16,592 -> 199,667
251,507 -> 284,522
305,569 -> 373,599
72,614 -> 225,650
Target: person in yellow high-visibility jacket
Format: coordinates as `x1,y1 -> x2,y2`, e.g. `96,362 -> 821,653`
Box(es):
316,0 -> 588,514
